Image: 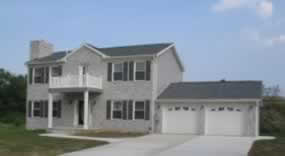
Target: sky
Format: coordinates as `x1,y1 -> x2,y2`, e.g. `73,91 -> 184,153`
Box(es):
0,0 -> 284,95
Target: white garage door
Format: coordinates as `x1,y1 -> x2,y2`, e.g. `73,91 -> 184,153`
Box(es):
162,105 -> 201,134
206,105 -> 244,136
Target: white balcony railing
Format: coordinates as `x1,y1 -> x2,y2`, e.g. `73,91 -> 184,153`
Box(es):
50,74 -> 103,89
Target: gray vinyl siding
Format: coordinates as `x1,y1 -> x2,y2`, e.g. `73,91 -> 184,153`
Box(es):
156,47 -> 183,96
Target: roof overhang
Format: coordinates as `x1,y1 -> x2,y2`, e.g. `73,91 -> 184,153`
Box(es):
156,98 -> 262,104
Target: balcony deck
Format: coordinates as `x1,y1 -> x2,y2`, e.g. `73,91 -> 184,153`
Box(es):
49,74 -> 103,93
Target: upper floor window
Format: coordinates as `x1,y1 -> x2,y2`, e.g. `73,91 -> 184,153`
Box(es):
135,62 -> 146,80
32,67 -> 49,84
113,63 -> 123,81
34,67 -> 45,83
52,66 -> 62,77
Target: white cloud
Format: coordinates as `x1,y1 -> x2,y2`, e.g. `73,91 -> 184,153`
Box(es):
256,0 -> 273,18
212,0 -> 246,12
212,0 -> 273,18
266,35 -> 285,46
241,29 -> 285,46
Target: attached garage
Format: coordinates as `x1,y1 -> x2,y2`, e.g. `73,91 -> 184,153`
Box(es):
157,81 -> 263,137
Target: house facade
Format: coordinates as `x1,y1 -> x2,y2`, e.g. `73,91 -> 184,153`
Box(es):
26,40 -> 262,137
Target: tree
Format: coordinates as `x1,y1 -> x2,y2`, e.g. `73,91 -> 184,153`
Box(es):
0,68 -> 26,115
263,85 -> 281,97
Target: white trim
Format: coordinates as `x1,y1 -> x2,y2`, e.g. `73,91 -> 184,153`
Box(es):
156,99 -> 261,103
48,93 -> 53,129
31,101 -> 34,118
156,43 -> 175,56
204,104 -> 208,135
83,91 -> 89,129
73,100 -> 78,127
61,43 -> 108,63
83,43 -> 108,58
255,101 -> 260,136
103,55 -> 154,60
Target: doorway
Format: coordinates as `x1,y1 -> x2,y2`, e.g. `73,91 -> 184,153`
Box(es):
78,100 -> 84,126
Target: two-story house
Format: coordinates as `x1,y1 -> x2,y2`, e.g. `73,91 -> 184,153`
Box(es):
26,40 -> 262,137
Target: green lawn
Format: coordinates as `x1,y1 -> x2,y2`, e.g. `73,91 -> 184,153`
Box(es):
75,130 -> 146,138
0,125 -> 107,156
248,137 -> 285,156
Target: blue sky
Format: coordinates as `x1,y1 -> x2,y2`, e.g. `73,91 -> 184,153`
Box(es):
1,0 -> 284,94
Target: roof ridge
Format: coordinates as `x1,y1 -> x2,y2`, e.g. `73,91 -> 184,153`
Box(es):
98,42 -> 174,49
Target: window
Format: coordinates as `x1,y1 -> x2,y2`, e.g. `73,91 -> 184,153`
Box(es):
135,101 -> 145,119
191,107 -> 196,111
52,66 -> 62,77
183,106 -> 189,111
218,107 -> 225,111
53,100 -> 62,118
135,62 -> 146,80
227,107 -> 234,111
175,106 -> 181,111
34,67 -> 45,83
29,68 -> 33,84
33,101 -> 41,117
34,67 -> 49,84
112,101 -> 123,119
113,63 -> 123,81
211,108 -> 216,111
236,108 -> 241,112
168,107 -> 173,111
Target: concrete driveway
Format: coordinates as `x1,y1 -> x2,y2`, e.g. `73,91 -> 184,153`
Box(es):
63,135 -> 266,156
158,136 -> 258,156
63,134 -> 195,156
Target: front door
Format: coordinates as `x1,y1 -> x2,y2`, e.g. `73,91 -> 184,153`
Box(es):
78,100 -> 84,125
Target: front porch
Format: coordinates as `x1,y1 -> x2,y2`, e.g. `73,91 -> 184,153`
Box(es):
47,90 -> 101,130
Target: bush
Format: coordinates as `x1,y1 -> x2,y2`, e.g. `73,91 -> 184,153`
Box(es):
260,96 -> 285,136
0,112 -> 25,127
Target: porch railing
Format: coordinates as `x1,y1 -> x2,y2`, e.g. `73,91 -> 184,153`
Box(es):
49,74 -> 103,89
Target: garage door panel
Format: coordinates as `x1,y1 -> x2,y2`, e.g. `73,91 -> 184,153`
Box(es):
162,105 -> 201,134
206,105 -> 244,136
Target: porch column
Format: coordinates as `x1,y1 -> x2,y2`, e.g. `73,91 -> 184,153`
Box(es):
84,91 -> 89,129
204,104 -> 208,136
48,93 -> 53,129
255,101 -> 260,137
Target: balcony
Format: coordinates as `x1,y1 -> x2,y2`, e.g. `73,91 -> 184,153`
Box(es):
49,74 -> 103,92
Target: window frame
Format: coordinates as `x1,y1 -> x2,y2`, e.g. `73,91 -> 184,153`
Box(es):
112,101 -> 123,119
134,101 -> 145,120
51,65 -> 62,77
34,67 -> 45,84
135,61 -> 146,81
113,63 -> 124,81
33,101 -> 41,117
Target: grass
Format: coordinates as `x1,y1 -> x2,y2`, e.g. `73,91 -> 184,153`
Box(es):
248,137 -> 285,156
0,125 -> 108,156
75,130 -> 147,138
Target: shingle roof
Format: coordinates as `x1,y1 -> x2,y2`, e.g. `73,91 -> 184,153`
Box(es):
87,43 -> 173,57
27,50 -> 71,64
158,81 -> 263,99
27,43 -> 173,64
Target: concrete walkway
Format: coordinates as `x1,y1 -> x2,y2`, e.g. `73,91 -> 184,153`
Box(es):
62,134 -> 196,156
40,133 -> 124,143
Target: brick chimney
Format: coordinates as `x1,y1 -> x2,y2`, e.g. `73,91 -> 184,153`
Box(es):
30,40 -> 53,60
